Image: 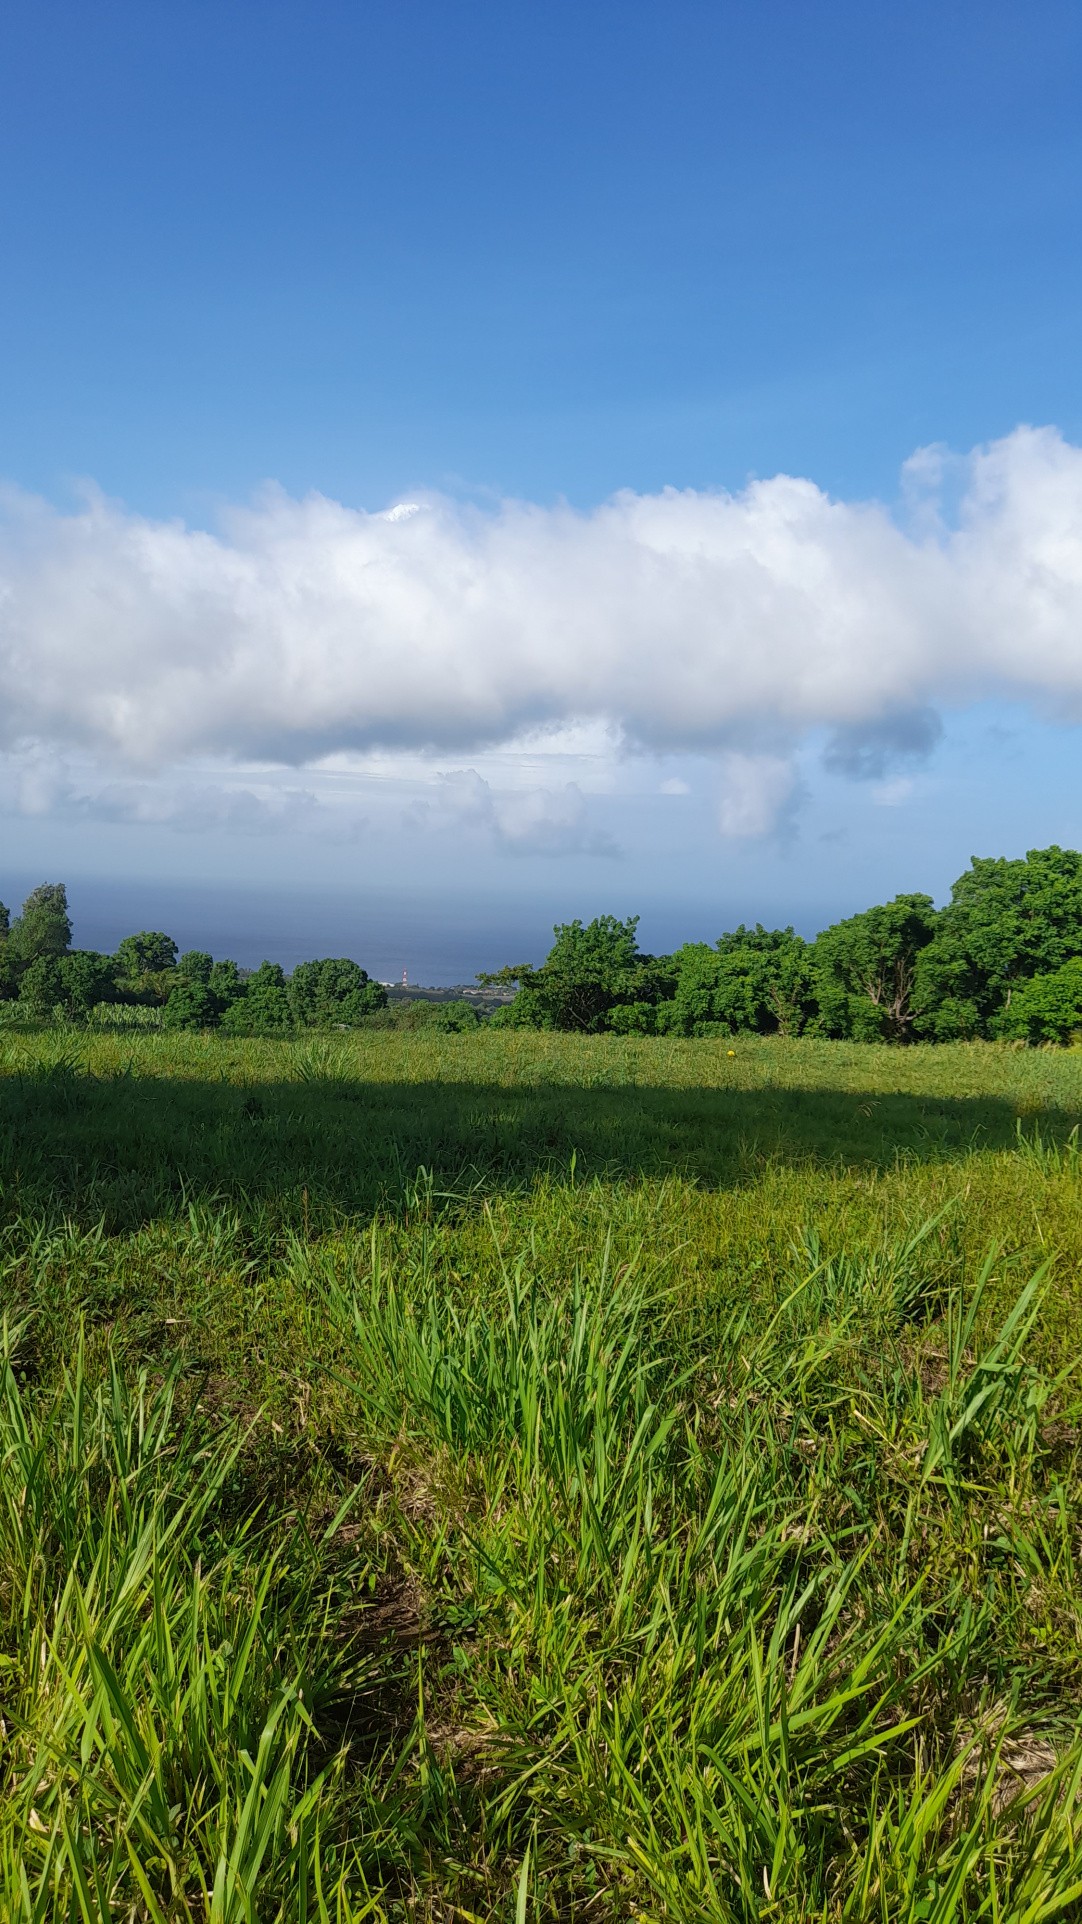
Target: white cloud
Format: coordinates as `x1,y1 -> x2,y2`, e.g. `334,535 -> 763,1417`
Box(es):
0,751 -> 352,838
412,768 -> 617,857
2,426 -> 1082,842
659,777 -> 690,795
716,752 -> 800,839
83,780 -> 333,837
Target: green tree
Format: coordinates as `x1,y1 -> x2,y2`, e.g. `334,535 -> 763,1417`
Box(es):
9,884 -> 72,965
914,847 -> 1082,1039
176,950 -> 214,984
17,956 -> 64,1020
114,931 -> 179,1005
0,901 -> 13,1000
220,961 -> 292,1035
427,998 -> 480,1032
813,895 -> 938,1041
162,978 -> 219,1030
57,951 -> 117,1017
208,958 -> 245,1009
288,958 -> 387,1029
657,926 -> 814,1037
115,931 -> 178,977
1001,957 -> 1082,1045
481,915 -> 669,1032
160,951 -> 251,1027
18,949 -> 117,1022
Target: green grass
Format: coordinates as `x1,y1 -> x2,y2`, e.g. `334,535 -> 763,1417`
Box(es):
2,1029 -> 1082,1920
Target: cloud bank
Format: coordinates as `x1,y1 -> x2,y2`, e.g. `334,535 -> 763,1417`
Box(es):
0,752 -> 342,837
415,769 -> 619,858
2,426 -> 1082,796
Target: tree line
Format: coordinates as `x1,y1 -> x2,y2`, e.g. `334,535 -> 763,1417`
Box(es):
481,845 -> 1082,1044
0,887 -> 391,1033
5,844 -> 1082,1042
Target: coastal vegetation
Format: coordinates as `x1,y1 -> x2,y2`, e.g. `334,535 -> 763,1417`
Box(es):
6,845 -> 1082,1047
482,845 -> 1082,1044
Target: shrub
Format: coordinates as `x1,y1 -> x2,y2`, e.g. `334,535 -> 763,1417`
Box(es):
162,979 -> 219,1031
363,998 -> 480,1032
288,957 -> 387,1029
1002,956 -> 1082,1044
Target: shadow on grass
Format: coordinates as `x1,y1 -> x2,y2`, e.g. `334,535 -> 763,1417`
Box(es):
2,1064 -> 1078,1233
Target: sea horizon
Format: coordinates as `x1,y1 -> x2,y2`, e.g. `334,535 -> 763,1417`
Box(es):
1,870 -> 845,989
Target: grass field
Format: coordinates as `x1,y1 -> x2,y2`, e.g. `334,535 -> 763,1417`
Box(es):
2,1029 -> 1082,1921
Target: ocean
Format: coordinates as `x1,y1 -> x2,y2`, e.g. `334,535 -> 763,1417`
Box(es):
2,871 -> 812,986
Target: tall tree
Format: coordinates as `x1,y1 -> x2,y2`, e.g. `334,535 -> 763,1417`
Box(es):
176,950 -> 214,984
813,895 -> 938,1042
658,926 -> 814,1037
915,846 -> 1082,1038
114,931 -> 179,1004
9,884 -> 72,964
483,915 -> 666,1032
208,958 -> 245,1009
288,958 -> 387,1028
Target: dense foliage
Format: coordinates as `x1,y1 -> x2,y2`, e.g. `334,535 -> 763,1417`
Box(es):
483,845 -> 1082,1043
0,884 -> 389,1032
6,844 -> 1082,1041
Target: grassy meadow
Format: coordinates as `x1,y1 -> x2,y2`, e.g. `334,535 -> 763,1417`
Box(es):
2,1027 -> 1082,1920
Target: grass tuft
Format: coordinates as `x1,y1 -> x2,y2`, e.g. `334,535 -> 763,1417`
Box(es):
1,1030 -> 1081,1917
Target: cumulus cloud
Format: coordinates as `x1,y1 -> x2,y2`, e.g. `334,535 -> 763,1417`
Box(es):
412,768 -> 618,858
716,752 -> 801,839
2,427 -> 1082,834
0,752 -> 349,837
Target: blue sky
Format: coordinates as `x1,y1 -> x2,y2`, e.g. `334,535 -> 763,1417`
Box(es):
3,2 -> 1082,975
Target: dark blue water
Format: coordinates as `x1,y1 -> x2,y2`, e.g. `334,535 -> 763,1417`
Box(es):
2,871 -> 827,985
52,878 -> 552,985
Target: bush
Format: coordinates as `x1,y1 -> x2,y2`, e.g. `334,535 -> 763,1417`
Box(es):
13,950 -> 115,1021
427,999 -> 480,1031
486,995 -> 548,1030
1002,957 -> 1082,1044
17,958 -> 65,1020
606,1000 -> 658,1034
363,998 -> 480,1032
219,962 -> 292,1036
481,916 -> 669,1032
88,1003 -> 164,1031
162,980 -> 219,1031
